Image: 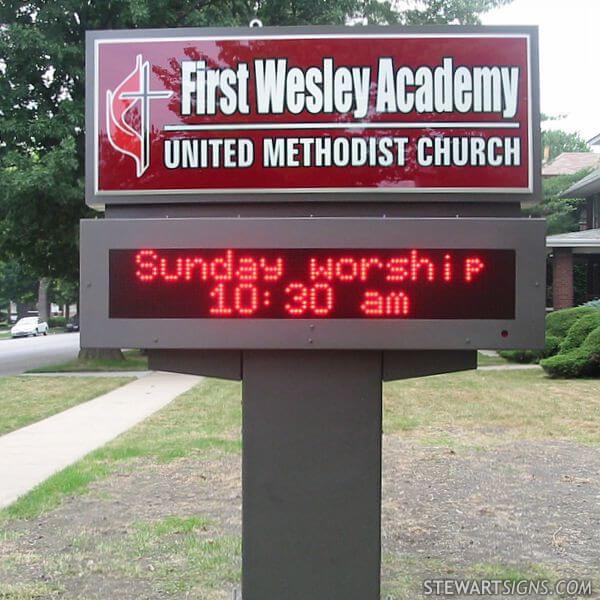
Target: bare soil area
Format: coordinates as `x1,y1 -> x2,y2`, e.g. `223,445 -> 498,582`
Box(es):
381,437 -> 600,596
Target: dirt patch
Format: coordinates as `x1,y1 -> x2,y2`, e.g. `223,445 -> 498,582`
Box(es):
0,452 -> 241,599
1,440 -> 599,598
7,453 -> 240,541
381,437 -> 600,586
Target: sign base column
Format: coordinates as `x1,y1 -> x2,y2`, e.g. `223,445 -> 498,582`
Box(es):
242,350 -> 382,600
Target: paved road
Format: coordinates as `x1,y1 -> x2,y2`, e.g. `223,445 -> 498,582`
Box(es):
0,333 -> 80,376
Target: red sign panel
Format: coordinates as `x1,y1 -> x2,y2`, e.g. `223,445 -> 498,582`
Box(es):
109,248 -> 515,319
90,30 -> 535,200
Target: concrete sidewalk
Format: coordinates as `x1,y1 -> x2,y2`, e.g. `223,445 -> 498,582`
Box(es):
478,364 -> 541,371
0,371 -> 200,509
21,371 -> 152,378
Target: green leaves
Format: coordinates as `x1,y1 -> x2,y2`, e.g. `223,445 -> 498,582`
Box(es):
0,260 -> 38,308
526,168 -> 591,235
400,0 -> 513,25
542,129 -> 589,162
0,136 -> 85,279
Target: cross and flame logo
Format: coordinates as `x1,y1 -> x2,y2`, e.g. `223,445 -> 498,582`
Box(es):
106,55 -> 172,177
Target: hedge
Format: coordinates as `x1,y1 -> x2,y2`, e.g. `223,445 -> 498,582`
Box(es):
546,306 -> 598,339
499,346 -> 548,364
541,325 -> 600,378
558,311 -> 600,353
47,316 -> 67,328
500,306 -> 599,364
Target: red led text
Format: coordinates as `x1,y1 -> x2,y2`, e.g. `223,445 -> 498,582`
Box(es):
112,248 -> 510,320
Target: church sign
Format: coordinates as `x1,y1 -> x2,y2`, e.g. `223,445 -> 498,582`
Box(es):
83,25 -> 544,599
86,27 -> 538,205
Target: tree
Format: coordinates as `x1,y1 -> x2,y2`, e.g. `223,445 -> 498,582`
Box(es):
385,0 -> 513,25
533,123 -> 592,235
0,259 -> 38,320
257,0 -> 513,25
542,129 -> 589,163
0,0 -> 513,352
527,169 -> 591,235
50,278 -> 79,320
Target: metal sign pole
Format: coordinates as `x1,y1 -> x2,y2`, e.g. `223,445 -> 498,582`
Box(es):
242,350 -> 382,599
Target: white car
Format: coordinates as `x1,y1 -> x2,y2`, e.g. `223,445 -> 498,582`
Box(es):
10,317 -> 49,338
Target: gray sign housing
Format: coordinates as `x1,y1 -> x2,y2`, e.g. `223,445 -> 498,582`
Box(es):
81,216 -> 545,350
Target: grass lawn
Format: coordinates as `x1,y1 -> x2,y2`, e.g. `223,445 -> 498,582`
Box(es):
0,376 -> 134,436
477,351 -> 509,367
0,331 -> 10,340
1,370 -> 599,598
28,349 -> 149,373
3,369 -> 600,517
384,369 -> 600,446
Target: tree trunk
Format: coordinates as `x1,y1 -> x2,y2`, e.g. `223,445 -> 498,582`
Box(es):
78,348 -> 125,361
64,303 -> 70,320
17,302 -> 35,319
37,278 -> 50,322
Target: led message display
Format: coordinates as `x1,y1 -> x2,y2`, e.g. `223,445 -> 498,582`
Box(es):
88,28 -> 537,202
109,248 -> 515,319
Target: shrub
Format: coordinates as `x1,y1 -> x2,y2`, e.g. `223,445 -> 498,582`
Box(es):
498,334 -> 561,364
582,326 -> 600,370
544,334 -> 561,357
545,306 -> 598,339
541,324 -> 600,378
500,307 -> 600,366
499,349 -> 541,364
559,312 -> 600,353
540,348 -> 588,378
47,316 -> 67,328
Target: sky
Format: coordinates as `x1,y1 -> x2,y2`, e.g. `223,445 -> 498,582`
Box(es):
483,0 -> 600,143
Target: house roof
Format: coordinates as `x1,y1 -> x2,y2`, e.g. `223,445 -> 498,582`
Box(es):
589,133 -> 600,146
560,167 -> 600,198
542,152 -> 600,176
547,228 -> 600,248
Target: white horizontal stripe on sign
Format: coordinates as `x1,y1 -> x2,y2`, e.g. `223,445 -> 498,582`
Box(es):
164,122 -> 521,132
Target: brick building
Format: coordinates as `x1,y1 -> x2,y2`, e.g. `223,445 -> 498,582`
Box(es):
546,167 -> 600,308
